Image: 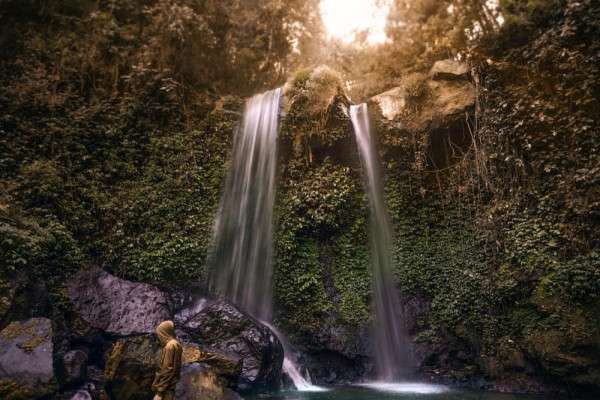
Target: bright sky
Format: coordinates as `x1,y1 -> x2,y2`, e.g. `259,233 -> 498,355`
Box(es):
320,0 -> 392,45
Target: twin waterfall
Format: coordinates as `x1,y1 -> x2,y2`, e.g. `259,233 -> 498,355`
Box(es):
350,104 -> 413,380
208,88 -> 321,391
209,89 -> 411,388
209,88 -> 281,321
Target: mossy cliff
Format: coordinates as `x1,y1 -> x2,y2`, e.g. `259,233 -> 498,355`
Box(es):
270,3 -> 599,391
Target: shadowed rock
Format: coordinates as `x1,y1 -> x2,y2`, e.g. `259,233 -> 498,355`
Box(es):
176,363 -> 243,400
184,300 -> 283,392
67,268 -> 171,335
104,335 -> 162,400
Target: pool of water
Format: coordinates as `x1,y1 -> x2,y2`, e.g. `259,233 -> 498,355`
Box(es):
246,384 -> 568,400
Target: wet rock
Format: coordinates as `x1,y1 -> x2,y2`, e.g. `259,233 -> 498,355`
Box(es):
183,301 -> 283,392
175,363 -> 243,400
67,268 -> 172,335
0,318 -> 57,399
430,59 -> 470,81
182,343 -> 241,385
175,297 -> 209,325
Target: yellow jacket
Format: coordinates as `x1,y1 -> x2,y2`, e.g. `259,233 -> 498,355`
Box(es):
152,321 -> 183,395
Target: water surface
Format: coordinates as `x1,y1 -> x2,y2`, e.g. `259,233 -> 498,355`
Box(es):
247,386 -> 563,400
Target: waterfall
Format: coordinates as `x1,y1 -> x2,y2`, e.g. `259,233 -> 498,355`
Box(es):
209,87 -> 325,391
262,322 -> 328,392
209,88 -> 282,321
350,103 -> 413,381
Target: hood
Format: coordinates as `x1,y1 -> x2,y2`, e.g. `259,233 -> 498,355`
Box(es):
156,320 -> 176,345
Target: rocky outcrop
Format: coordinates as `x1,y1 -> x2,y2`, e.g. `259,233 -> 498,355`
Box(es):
371,60 -> 475,133
430,59 -> 470,81
184,301 -> 283,392
0,318 -> 57,399
67,268 -> 172,335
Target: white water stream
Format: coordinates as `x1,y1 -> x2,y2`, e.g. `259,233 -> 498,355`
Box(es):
209,88 -> 282,321
350,103 -> 413,380
262,321 -> 328,392
209,88 -> 325,391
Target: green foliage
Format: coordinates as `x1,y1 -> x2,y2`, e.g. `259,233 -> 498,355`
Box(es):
282,66 -> 349,154
0,206 -> 82,285
386,173 -> 494,333
542,252 -> 600,306
274,156 -> 372,341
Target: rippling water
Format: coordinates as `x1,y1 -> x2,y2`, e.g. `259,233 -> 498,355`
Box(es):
246,385 -> 571,400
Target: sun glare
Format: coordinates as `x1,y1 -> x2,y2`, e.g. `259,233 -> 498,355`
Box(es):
320,0 -> 392,45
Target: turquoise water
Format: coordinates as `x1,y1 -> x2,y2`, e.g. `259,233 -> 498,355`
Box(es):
247,386 -> 568,400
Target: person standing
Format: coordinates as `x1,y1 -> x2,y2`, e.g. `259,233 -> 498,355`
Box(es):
152,321 -> 183,400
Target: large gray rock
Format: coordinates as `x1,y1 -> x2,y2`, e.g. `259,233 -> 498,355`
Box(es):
67,268 -> 171,335
0,318 -> 57,399
184,301 -> 283,392
176,363 -> 243,400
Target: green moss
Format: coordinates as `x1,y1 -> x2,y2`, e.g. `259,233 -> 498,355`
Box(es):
274,157 -> 372,341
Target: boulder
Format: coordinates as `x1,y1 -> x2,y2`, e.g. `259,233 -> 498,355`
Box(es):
67,268 -> 172,335
183,301 -> 283,392
104,335 -> 159,400
181,343 -> 241,385
0,318 -> 57,399
430,59 -> 470,81
175,363 -> 243,400
175,297 -> 209,325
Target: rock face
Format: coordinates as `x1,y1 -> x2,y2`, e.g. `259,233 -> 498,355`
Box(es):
0,318 -> 57,399
371,60 -> 475,132
67,268 -> 172,335
297,320 -> 371,385
430,59 -> 470,80
184,301 -> 283,392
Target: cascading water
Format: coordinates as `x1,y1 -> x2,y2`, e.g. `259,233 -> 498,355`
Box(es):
350,103 -> 413,381
209,87 -> 325,391
209,88 -> 282,321
262,322 -> 328,392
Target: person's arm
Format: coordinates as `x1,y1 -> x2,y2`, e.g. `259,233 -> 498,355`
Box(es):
152,342 -> 178,397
